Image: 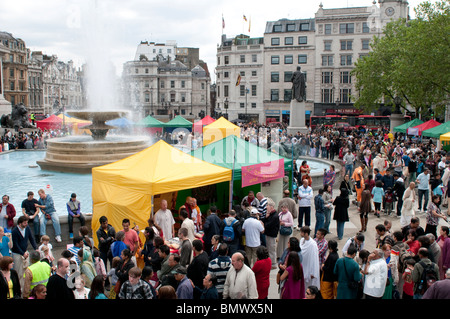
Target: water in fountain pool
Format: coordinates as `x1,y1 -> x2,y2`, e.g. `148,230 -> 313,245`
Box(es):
1,151 -> 92,217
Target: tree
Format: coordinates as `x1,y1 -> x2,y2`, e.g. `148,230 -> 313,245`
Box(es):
352,0 -> 450,118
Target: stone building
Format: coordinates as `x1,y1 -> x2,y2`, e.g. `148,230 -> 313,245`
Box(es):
215,34 -> 264,122
0,31 -> 29,108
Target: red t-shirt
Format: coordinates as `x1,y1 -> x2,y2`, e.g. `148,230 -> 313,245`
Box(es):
122,229 -> 139,253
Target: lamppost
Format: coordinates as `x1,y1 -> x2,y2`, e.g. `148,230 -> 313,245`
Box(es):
61,95 -> 66,133
224,98 -> 229,119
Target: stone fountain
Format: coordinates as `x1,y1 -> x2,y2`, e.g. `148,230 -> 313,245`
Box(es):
37,110 -> 150,173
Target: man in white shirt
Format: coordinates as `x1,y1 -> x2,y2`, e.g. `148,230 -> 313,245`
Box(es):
296,179 -> 313,230
241,209 -> 264,267
416,168 -> 430,213
153,200 -> 175,240
223,252 -> 258,299
299,226 -> 320,290
362,249 -> 388,299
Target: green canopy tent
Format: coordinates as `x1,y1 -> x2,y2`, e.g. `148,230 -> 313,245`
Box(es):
135,115 -> 165,127
189,135 -> 293,211
393,118 -> 424,133
163,115 -> 193,128
422,121 -> 450,138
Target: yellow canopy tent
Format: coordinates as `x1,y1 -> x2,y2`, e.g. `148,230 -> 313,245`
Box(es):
57,114 -> 92,134
440,132 -> 450,151
91,140 -> 232,246
202,116 -> 241,146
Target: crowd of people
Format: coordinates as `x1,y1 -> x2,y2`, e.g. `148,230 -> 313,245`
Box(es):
1,122 -> 450,300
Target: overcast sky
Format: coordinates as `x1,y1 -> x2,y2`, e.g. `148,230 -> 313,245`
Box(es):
0,0 -> 436,81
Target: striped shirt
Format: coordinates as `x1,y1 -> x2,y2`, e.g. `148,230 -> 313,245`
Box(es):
257,197 -> 267,220
207,256 -> 231,293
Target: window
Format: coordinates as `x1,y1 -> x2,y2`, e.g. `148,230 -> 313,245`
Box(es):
224,56 -> 229,64
240,85 -> 246,96
300,23 -> 310,31
224,71 -> 229,78
285,37 -> 293,45
340,71 -> 351,83
135,68 -> 139,74
325,24 -> 332,34
251,103 -> 256,108
284,71 -> 293,82
273,25 -> 282,32
240,55 -> 245,63
240,102 -> 245,108
340,40 -> 353,50
9,68 -> 14,77
298,54 -> 307,64
340,23 -> 354,34
286,23 -> 296,32
171,81 -> 175,88
160,80 -> 165,88
284,55 -> 293,64
271,72 -> 279,82
252,70 -> 257,76
340,88 -> 352,103
340,55 -> 353,66
145,93 -> 150,102
217,56 -> 220,65
181,80 -> 185,88
271,56 -> 280,64
271,89 -> 279,101
322,72 -> 333,84
224,85 -> 229,97
145,68 -> 149,74
240,71 -> 245,76
284,89 -> 292,102
362,39 -> 370,50
298,36 -> 307,45
201,83 -> 205,90
322,55 -> 334,66
181,93 -> 186,102
324,41 -> 332,51
251,85 -> 257,96
271,37 -> 280,46
171,93 -> 176,102
363,22 -> 370,33
144,81 -> 150,88
321,88 -> 333,103
252,54 -> 257,62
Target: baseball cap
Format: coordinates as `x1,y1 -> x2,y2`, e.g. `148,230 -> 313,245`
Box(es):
250,208 -> 259,215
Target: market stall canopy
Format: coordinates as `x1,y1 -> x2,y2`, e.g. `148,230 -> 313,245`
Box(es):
422,121 -> 450,138
106,117 -> 134,128
193,115 -> 215,134
36,114 -> 63,130
163,115 -> 193,128
190,134 -> 292,180
91,140 -> 232,245
135,115 -> 165,127
57,113 -> 91,127
202,116 -> 241,146
393,118 -> 424,133
407,119 -> 440,136
440,131 -> 450,151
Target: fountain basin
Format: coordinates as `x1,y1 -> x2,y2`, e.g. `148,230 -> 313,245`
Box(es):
37,135 -> 150,173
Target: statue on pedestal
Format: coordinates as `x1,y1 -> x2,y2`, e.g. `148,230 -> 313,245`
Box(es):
291,66 -> 306,102
1,103 -> 34,129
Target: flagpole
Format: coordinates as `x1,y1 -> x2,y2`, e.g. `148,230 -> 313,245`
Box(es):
229,136 -> 237,211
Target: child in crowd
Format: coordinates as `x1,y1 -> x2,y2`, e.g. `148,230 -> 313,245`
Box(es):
93,248 -> 107,281
371,180 -> 385,218
384,187 -> 394,216
107,257 -> 121,299
38,235 -> 54,265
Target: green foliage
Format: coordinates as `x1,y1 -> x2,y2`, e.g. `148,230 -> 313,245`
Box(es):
352,0 -> 450,117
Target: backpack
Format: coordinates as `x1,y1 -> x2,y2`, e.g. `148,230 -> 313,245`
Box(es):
398,246 -> 413,273
223,219 -> 237,242
418,261 -> 438,295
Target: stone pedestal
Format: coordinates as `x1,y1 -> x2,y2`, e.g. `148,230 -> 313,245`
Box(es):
0,96 -> 11,118
390,113 -> 404,133
287,99 -> 308,135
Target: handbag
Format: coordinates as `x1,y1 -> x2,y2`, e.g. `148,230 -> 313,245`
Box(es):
280,225 -> 292,236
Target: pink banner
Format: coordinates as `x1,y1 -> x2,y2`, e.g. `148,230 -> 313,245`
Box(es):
241,159 -> 285,187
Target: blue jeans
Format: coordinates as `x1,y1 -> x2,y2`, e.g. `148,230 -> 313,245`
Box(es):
324,208 -> 332,232
345,164 -> 353,177
336,221 -> 346,240
314,212 -> 325,236
39,211 -> 61,237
